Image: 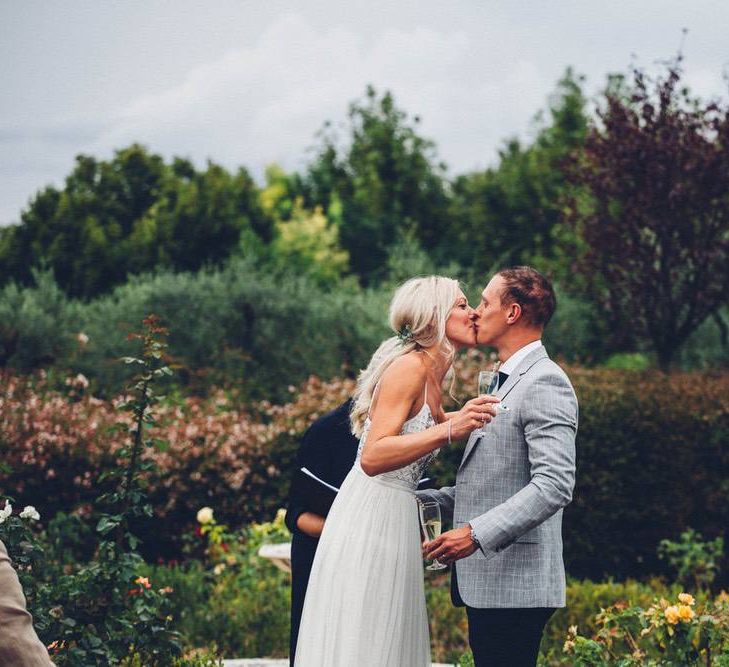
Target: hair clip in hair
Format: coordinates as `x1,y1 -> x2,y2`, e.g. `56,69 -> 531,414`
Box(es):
396,324 -> 414,344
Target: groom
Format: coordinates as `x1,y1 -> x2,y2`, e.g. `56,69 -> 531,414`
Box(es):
420,266 -> 578,667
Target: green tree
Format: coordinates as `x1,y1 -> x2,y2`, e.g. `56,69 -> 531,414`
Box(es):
304,86 -> 450,282
448,69 -> 588,278
0,145 -> 269,298
270,199 -> 349,286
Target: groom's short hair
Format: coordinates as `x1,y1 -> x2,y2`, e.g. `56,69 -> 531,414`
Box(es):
496,266 -> 556,329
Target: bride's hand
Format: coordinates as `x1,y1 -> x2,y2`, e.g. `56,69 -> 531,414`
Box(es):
448,396 -> 500,440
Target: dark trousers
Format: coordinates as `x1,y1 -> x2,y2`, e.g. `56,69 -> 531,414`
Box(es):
466,606 -> 555,667
289,532 -> 319,666
452,563 -> 554,666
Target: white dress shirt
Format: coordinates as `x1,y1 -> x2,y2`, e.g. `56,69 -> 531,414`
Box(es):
499,339 -> 542,376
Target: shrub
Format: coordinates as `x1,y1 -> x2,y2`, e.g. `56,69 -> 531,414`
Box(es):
0,259 -> 388,401
560,590 -> 729,666
142,519 -> 722,665
560,367 -> 729,583
0,269 -> 75,370
2,357 -> 728,577
0,369 -> 353,558
541,577 -> 694,661
658,528 -> 724,591
146,510 -> 292,658
0,318 -> 185,666
2,263 -> 725,403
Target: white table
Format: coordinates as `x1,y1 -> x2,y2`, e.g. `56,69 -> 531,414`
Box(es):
257,542 -> 292,574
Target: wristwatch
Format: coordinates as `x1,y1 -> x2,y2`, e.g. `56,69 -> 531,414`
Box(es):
469,526 -> 481,551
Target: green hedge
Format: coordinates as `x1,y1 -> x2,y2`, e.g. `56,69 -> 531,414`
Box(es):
0,260 -> 388,402
2,362 -> 728,580
2,262 -> 726,402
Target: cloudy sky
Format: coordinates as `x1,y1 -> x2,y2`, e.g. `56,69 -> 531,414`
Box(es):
2,1 -> 728,226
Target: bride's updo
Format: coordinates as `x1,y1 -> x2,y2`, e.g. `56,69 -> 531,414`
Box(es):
350,275 -> 461,437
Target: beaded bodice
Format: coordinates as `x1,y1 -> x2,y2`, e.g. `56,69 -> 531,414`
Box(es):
356,401 -> 439,491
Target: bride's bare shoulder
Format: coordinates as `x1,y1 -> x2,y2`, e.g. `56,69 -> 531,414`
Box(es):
379,352 -> 427,391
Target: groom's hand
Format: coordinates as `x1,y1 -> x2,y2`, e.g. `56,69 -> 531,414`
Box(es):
423,525 -> 477,564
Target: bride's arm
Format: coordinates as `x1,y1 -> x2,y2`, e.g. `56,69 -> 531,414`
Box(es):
360,357 -> 447,476
361,357 -> 494,476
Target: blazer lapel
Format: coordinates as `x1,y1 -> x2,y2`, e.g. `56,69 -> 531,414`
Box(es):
459,346 -> 549,470
460,430 -> 482,469
496,345 -> 548,400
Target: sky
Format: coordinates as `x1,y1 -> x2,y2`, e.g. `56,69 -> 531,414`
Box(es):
1,0 -> 729,226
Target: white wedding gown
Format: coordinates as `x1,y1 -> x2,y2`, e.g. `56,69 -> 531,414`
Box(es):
294,391 -> 438,666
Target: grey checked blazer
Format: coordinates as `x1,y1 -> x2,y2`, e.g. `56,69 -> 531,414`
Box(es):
419,346 -> 577,608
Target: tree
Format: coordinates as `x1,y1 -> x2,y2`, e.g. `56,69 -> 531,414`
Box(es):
259,165 -> 349,286
270,199 -> 349,287
304,86 -> 450,282
448,69 -> 588,278
0,145 -> 269,298
567,57 -> 729,370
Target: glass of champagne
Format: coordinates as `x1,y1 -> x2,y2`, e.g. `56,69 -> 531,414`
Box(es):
475,362 -> 500,434
419,501 -> 447,571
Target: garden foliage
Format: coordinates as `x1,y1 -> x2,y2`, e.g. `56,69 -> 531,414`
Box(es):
146,512 -> 729,664
0,317 -> 202,665
2,354 -> 727,581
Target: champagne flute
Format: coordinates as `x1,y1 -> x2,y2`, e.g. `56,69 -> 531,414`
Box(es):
475,362 -> 500,434
419,501 -> 447,571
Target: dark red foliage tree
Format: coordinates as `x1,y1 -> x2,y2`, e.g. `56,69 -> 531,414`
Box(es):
568,57 -> 729,370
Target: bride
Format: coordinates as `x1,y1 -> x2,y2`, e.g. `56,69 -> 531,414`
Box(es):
294,276 -> 499,666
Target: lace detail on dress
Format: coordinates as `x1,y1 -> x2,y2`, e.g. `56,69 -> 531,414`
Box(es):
356,402 -> 438,491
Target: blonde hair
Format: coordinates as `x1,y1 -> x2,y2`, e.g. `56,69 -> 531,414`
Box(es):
350,275 -> 461,437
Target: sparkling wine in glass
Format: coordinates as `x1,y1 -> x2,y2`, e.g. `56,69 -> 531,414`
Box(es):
419,501 -> 447,571
475,362 -> 500,434
478,360 -> 501,396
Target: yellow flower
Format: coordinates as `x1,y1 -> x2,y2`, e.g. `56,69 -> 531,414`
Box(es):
563,639 -> 575,653
678,605 -> 695,621
568,625 -> 578,637
678,593 -> 695,606
197,507 -> 214,524
664,605 -> 680,624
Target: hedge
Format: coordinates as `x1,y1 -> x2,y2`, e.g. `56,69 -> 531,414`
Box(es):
1,355 -> 727,580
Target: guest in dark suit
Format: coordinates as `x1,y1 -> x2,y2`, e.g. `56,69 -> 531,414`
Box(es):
284,399 -> 359,666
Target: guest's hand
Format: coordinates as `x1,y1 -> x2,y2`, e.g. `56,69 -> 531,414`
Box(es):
423,525 -> 477,564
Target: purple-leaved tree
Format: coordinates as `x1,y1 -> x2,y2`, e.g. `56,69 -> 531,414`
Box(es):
568,55 -> 729,370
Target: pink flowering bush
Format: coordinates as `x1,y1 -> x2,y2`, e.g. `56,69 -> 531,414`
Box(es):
0,370 -> 353,556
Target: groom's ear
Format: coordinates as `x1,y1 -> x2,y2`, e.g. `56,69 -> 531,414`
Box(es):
505,302 -> 522,325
